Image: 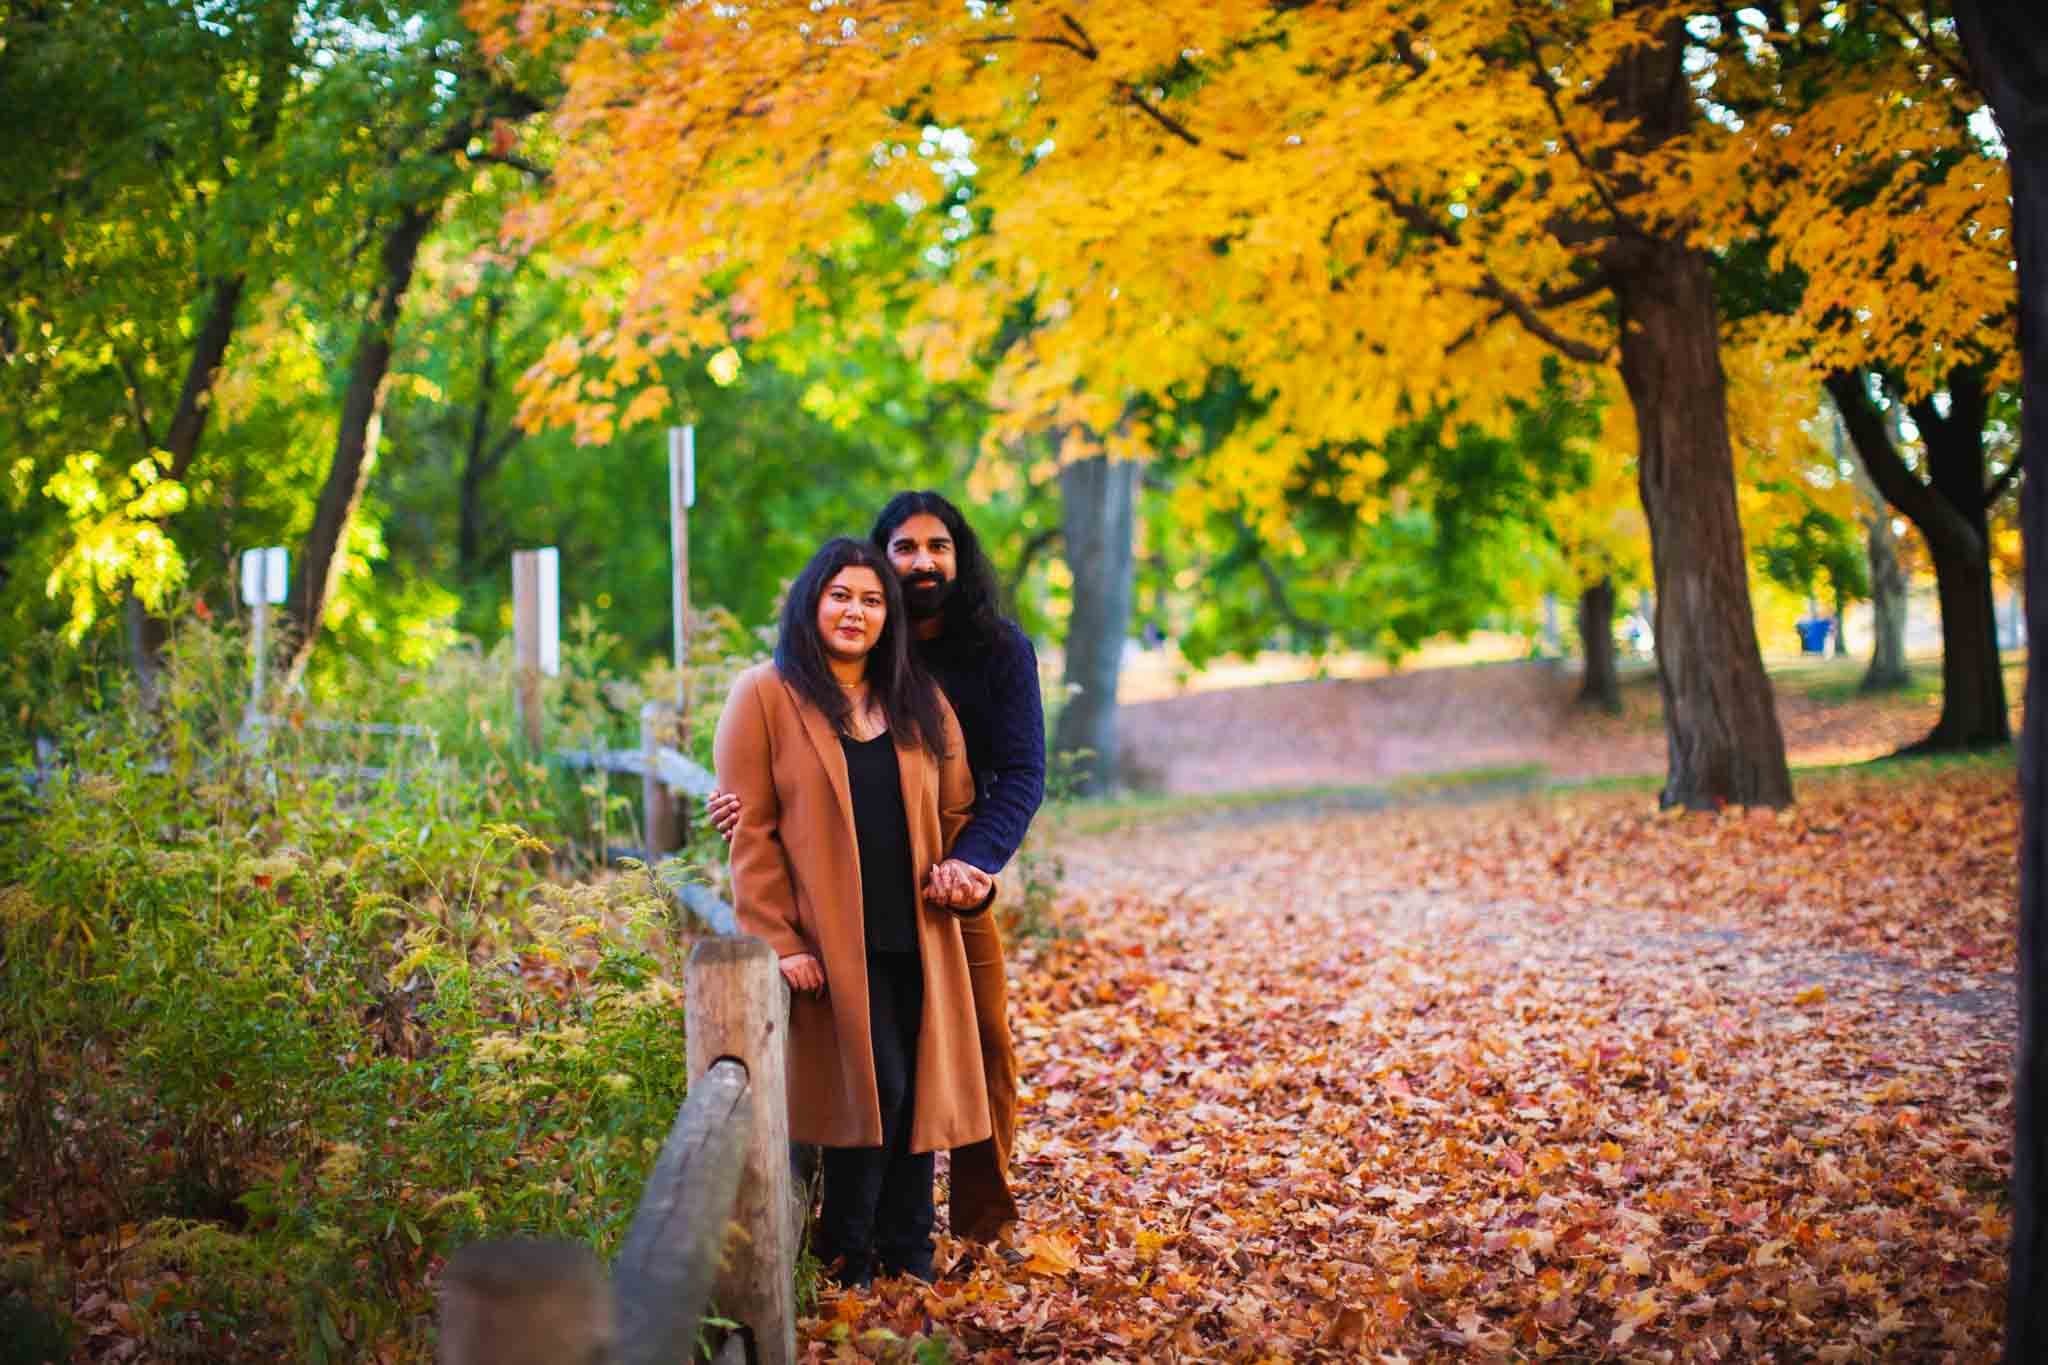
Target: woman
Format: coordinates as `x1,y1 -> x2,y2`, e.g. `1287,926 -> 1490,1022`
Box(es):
713,537 -> 993,1286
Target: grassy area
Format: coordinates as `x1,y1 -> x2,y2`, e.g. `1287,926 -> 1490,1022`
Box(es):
1051,762 -> 1552,836
1766,651 -> 2024,705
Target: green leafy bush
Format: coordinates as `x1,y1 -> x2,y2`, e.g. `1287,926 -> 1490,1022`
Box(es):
0,621 -> 712,1361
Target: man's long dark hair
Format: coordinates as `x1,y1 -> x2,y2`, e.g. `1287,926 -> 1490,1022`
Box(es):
774,537 -> 948,758
870,490 -> 1007,651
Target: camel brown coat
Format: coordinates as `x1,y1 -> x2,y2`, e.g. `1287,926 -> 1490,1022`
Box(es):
713,662 -> 991,1152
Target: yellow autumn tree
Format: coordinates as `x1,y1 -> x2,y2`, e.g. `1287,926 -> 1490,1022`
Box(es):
463,0 -> 2012,805
1685,2 -> 2016,749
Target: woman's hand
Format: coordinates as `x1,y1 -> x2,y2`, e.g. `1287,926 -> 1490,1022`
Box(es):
924,858 -> 994,910
707,790 -> 742,841
779,952 -> 824,993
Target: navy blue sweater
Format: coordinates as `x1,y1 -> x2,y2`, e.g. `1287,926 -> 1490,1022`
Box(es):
918,619 -> 1046,874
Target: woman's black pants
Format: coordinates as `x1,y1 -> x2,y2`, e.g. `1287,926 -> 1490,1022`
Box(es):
816,951 -> 933,1283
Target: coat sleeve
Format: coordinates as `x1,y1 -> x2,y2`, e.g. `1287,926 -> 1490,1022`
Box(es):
713,671 -> 810,959
947,624 -> 1047,874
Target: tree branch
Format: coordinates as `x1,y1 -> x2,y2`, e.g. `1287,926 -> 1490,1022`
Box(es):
1004,525 -> 1063,617
1370,173 -> 1609,362
479,424 -> 523,481
961,32 -> 1097,58
1248,544 -> 1332,640
1473,275 -> 1608,363
1825,369 -> 1983,560
1118,83 -> 1249,161
114,349 -> 157,454
1985,448 -> 2025,509
1873,0 -> 1980,89
1515,21 -> 1644,239
1391,29 -> 1429,76
468,150 -> 551,182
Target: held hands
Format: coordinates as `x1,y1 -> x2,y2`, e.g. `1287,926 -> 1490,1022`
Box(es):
708,790 -> 741,842
924,858 -> 994,911
779,952 -> 824,994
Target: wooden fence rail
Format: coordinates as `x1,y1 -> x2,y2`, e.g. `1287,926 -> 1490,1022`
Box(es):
440,926 -> 794,1365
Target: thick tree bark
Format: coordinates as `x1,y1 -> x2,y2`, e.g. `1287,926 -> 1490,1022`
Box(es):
1826,367 -> 2010,747
1596,11 -> 1791,809
284,200 -> 439,681
1954,5 -> 2047,1356
1609,241 -> 1792,808
1952,6 -> 2046,1356
1575,576 -> 1621,714
1052,454 -> 1137,797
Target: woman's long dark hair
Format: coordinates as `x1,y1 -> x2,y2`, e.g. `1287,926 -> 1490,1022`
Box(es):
774,537 -> 948,758
869,490 -> 1006,651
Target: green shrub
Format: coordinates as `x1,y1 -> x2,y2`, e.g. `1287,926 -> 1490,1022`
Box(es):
0,621 -> 707,1361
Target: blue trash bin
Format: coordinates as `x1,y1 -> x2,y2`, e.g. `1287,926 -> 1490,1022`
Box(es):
1795,617 -> 1832,654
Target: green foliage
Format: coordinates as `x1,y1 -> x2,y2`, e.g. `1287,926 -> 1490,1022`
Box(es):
1143,367 -> 1600,668
0,621 -> 697,1361
1755,500 -> 1869,606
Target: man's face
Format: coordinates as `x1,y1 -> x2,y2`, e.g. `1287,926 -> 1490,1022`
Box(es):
885,512 -> 957,619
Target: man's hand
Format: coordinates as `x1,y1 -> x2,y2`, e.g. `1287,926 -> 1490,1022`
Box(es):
779,952 -> 824,993
924,858 -> 994,910
707,789 -> 741,842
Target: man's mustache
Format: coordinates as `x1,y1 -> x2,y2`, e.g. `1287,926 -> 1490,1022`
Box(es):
903,572 -> 947,590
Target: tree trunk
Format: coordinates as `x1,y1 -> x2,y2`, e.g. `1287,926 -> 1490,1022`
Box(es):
1597,10 -> 1792,809
123,270 -> 250,694
459,286 -> 520,579
1864,516 -> 1909,691
1052,453 -> 1137,797
124,5 -> 294,689
1826,367 -> 2010,747
1833,392 -> 1911,690
284,200 -> 439,681
1952,5 -> 2045,1356
1576,576 -> 1621,713
1608,241 -> 1792,808
1912,373 -> 2010,748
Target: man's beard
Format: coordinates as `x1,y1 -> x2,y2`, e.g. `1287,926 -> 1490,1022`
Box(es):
902,572 -> 954,620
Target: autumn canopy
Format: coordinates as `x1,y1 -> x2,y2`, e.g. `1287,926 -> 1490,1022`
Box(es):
464,0 -> 2015,809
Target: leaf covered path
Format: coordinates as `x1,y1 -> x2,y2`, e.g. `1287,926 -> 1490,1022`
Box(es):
812,764 -> 2017,1361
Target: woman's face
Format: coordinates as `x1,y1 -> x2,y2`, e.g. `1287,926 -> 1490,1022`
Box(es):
816,565 -> 888,665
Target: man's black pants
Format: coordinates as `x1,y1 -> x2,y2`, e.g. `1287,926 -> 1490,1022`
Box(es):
816,951 -> 932,1283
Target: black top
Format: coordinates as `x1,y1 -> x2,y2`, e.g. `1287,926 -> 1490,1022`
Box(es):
840,732 -> 919,955
916,619 -> 1046,873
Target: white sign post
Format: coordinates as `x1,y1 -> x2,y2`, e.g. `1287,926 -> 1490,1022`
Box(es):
240,546 -> 288,735
668,425 -> 695,708
512,547 -> 561,751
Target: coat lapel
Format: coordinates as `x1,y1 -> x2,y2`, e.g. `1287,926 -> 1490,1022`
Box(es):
784,677 -> 856,833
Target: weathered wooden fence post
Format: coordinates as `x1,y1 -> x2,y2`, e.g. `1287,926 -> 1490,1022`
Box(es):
686,936 -> 796,1365
438,1055 -> 764,1365
511,547 -> 559,752
440,1239 -> 613,1365
641,700 -> 682,858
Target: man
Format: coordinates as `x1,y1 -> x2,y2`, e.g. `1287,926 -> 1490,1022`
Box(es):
709,490 -> 1045,1245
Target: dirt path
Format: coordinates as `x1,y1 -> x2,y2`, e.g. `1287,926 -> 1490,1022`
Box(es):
875,794 -> 2015,1361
